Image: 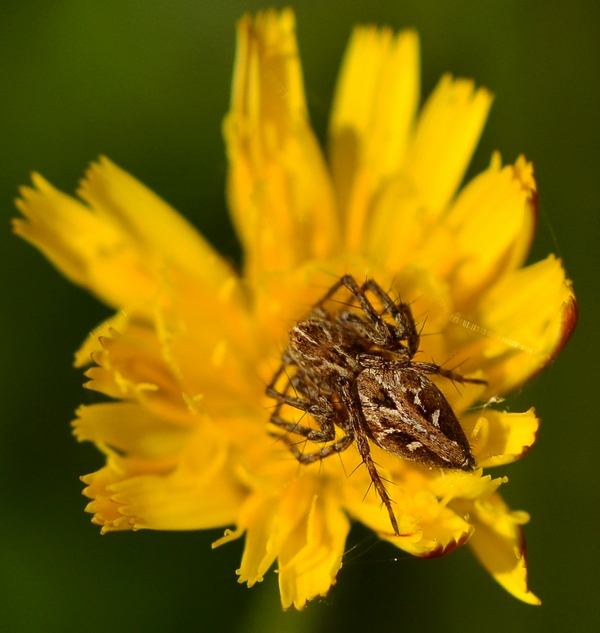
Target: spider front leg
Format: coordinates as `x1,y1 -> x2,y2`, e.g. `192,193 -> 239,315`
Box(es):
362,278 -> 420,357
410,360 -> 488,385
357,354 -> 487,385
315,275 -> 399,349
338,275 -> 398,347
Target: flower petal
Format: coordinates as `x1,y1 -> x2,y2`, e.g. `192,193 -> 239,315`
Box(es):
110,471 -> 244,531
345,481 -> 473,557
461,493 -> 541,605
463,408 -> 540,467
224,9 -> 339,280
417,153 -> 537,305
78,157 -> 234,288
149,266 -> 264,414
14,159 -> 238,311
234,494 -> 281,587
328,26 -> 419,250
456,255 -> 576,394
77,273 -> 263,420
407,74 -> 493,219
13,173 -> 156,309
277,491 -> 349,610
81,324 -> 196,424
104,427 -> 245,531
73,402 -> 193,459
364,175 -> 426,272
81,463 -> 138,533
231,477 -> 349,609
74,311 -> 132,367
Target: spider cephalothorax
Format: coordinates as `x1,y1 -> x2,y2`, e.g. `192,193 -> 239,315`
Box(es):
266,275 -> 486,535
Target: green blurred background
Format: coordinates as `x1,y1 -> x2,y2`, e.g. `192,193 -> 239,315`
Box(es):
1,1 -> 597,631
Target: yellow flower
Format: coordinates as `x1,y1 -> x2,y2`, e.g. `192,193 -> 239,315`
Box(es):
14,9 -> 576,611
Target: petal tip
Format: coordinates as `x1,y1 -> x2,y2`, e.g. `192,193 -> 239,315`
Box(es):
415,526 -> 474,559
545,290 -> 578,369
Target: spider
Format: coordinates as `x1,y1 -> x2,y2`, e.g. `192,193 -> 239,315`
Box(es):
265,275 -> 486,535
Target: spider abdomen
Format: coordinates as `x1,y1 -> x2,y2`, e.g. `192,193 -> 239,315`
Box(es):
356,367 -> 476,471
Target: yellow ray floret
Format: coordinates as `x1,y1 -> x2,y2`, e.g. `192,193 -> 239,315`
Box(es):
225,8 -> 339,280
329,26 -> 419,248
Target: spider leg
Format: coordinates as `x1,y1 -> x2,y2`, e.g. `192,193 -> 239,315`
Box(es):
313,276 -> 355,310
269,385 -> 352,466
410,361 -> 488,385
338,275 -> 396,346
362,278 -> 420,357
357,355 -> 487,386
269,397 -> 337,443
314,276 -> 383,331
343,385 -> 401,536
265,362 -> 289,395
289,368 -> 333,399
266,385 -> 336,416
268,364 -> 338,441
265,363 -> 320,412
288,434 -> 354,464
312,275 -> 405,351
269,414 -> 336,442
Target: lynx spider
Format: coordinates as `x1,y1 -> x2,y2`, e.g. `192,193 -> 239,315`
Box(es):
266,275 -> 486,535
